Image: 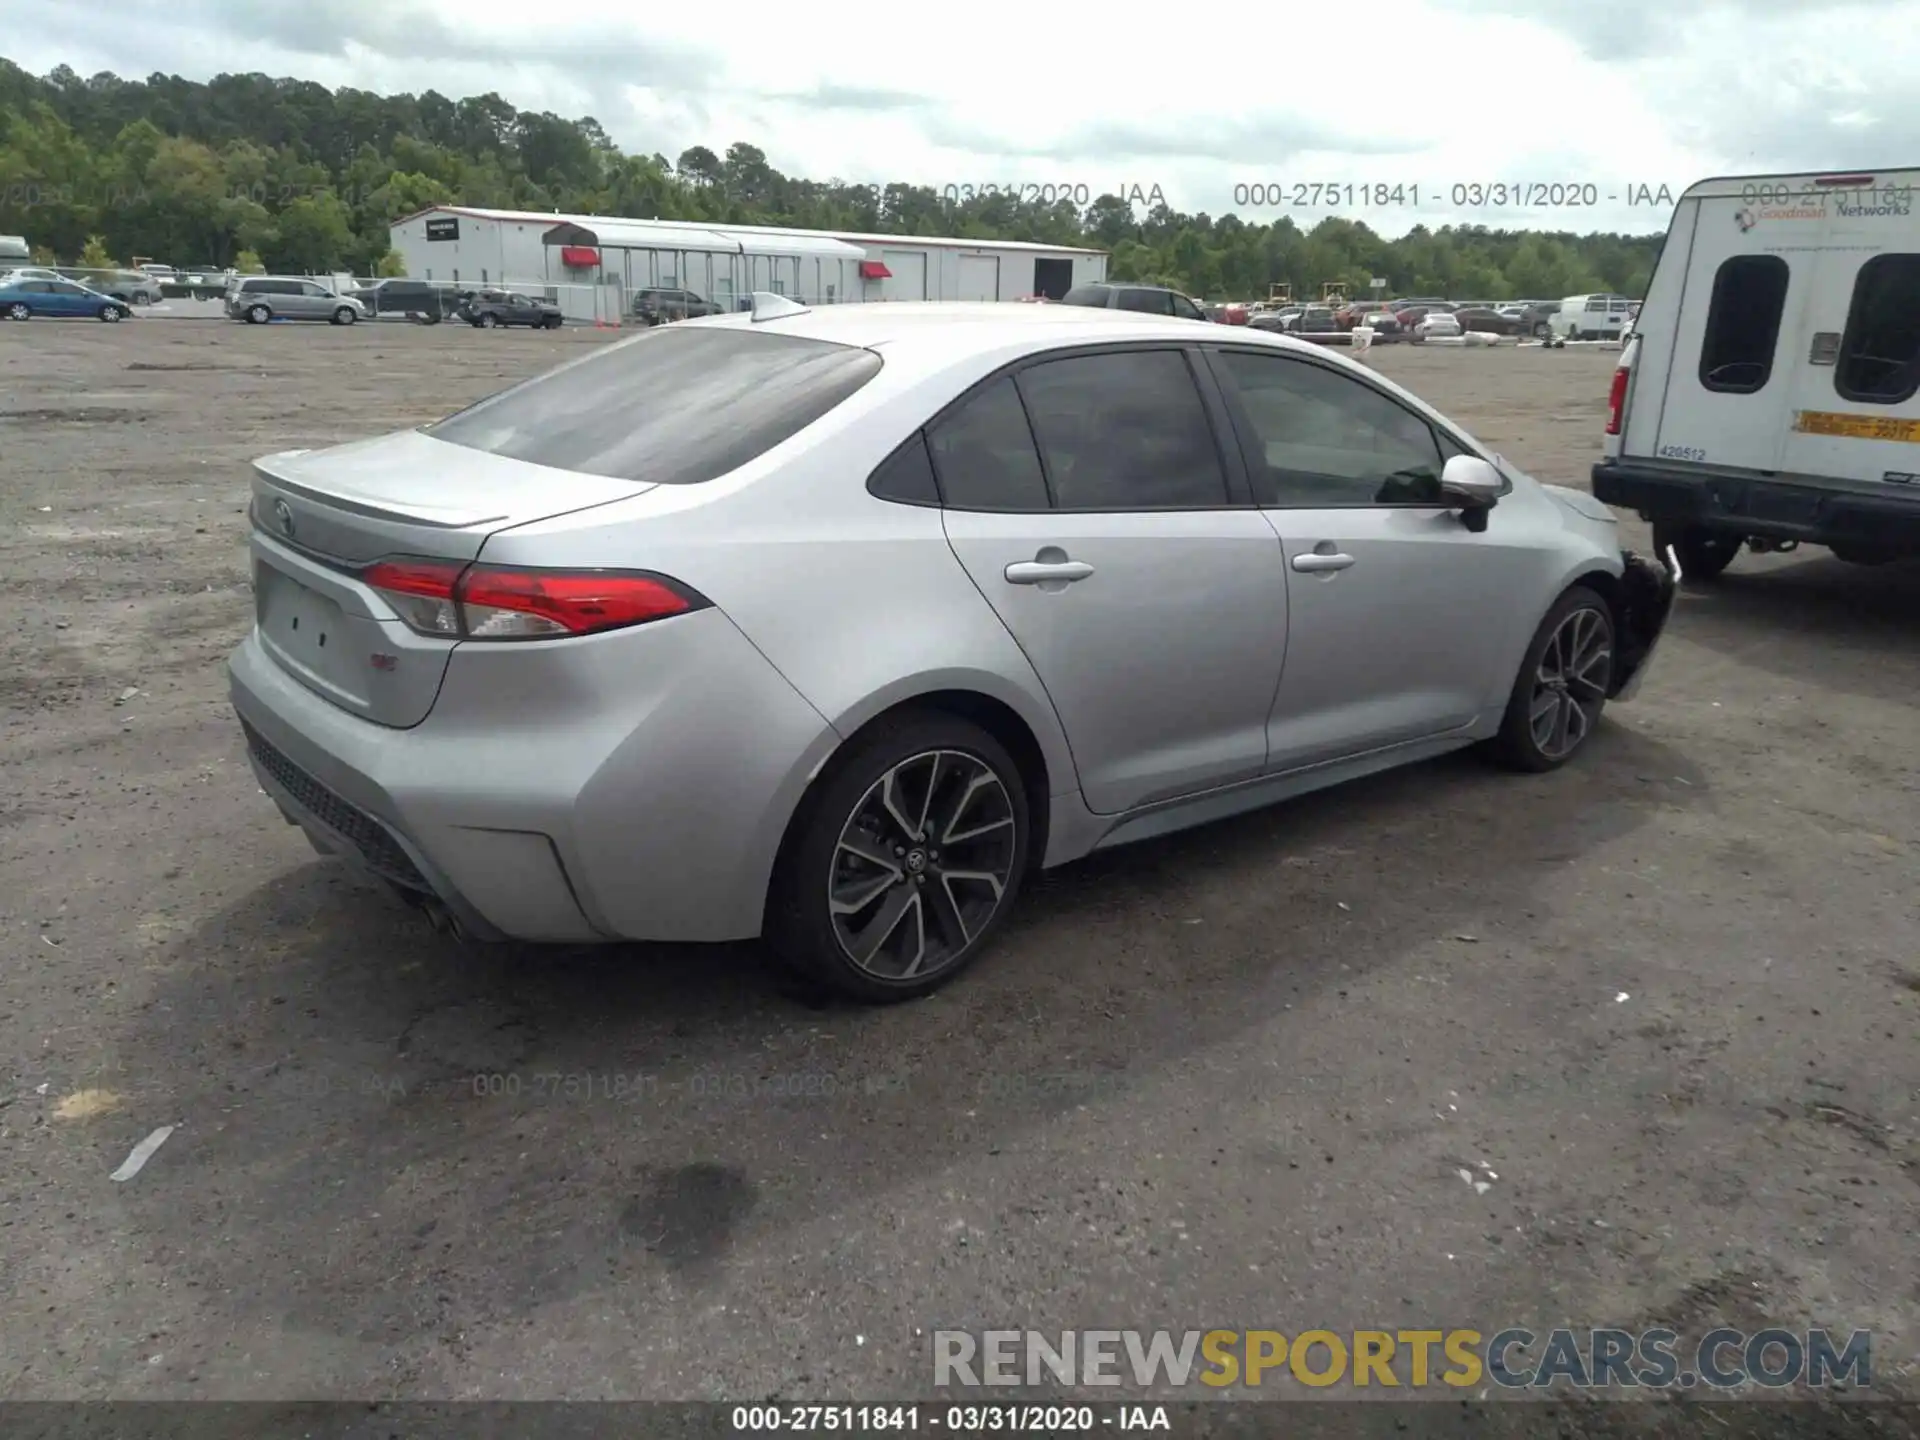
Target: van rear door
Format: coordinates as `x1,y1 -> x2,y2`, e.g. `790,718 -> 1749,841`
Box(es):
1630,190 -> 1812,472
1776,179 -> 1920,485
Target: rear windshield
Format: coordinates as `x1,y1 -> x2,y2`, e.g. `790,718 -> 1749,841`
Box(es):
1060,286 -> 1112,307
425,326 -> 883,483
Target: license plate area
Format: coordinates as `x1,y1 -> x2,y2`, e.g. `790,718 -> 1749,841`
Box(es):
255,562 -> 371,706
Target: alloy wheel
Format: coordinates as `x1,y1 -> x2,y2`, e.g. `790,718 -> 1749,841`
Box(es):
828,749 -> 1018,982
1528,607 -> 1613,760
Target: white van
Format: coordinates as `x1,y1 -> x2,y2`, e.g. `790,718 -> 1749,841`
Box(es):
1549,293 -> 1633,341
1593,169 -> 1920,576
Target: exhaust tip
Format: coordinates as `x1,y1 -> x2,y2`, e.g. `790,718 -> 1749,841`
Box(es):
419,898 -> 468,941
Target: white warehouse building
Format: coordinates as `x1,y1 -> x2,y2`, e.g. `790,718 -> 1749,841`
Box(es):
388,205 -> 1108,323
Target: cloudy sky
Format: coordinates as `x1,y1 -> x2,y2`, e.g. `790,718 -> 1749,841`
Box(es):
11,0 -> 1920,235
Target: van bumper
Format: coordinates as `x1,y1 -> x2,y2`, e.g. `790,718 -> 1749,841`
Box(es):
1592,460 -> 1920,551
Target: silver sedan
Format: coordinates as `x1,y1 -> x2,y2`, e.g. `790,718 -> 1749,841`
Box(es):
229,297 -> 1675,1001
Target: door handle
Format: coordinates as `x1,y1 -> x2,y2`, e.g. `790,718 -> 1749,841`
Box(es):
1005,560 -> 1095,585
1291,551 -> 1355,573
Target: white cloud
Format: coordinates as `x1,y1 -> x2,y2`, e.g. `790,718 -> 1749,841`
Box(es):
9,0 -> 1920,236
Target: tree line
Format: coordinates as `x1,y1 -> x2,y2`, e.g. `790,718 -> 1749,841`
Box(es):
0,59 -> 1663,297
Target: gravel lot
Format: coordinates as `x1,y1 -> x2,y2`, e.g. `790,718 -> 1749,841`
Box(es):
2,318 -> 1916,1429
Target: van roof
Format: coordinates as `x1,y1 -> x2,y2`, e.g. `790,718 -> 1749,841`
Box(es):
1679,168 -> 1919,201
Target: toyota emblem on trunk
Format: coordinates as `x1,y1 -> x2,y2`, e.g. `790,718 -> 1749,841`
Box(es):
273,498 -> 295,539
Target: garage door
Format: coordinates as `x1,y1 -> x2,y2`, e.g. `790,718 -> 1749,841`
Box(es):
957,254 -> 1001,301
881,251 -> 926,301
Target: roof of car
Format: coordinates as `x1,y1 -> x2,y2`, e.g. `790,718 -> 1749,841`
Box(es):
689,300 -> 1344,366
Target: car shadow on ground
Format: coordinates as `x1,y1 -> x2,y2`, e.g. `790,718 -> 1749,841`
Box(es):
103,723 -> 1706,1347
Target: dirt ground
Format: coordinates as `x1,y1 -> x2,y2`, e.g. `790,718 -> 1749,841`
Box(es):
1,317 -> 1916,1430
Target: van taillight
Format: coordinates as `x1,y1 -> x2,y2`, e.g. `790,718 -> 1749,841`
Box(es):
1604,366 -> 1629,436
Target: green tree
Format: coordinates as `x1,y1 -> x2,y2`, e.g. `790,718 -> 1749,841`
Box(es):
77,233 -> 114,267
266,191 -> 353,272
0,59 -> 1666,294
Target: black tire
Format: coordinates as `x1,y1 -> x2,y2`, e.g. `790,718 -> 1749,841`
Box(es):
6,301 -> 31,321
479,312 -> 498,328
246,304 -> 270,324
331,306 -> 357,325
543,314 -> 562,329
98,304 -> 125,322
766,711 -> 1031,1003
1828,545 -> 1898,566
1652,523 -> 1741,583
1489,585 -> 1617,773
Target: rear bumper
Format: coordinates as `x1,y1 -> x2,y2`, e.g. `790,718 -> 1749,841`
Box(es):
1592,460 -> 1920,550
227,606 -> 841,944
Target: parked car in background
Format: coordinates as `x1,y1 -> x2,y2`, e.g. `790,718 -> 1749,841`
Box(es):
226,276 -> 367,325
1511,300 -> 1561,337
633,287 -> 723,325
467,290 -> 563,329
1290,306 -> 1341,341
1414,309 -> 1464,339
1059,282 -> 1211,321
1248,305 -> 1303,333
0,266 -> 65,285
1333,300 -> 1381,330
62,269 -> 162,305
1355,308 -> 1408,342
351,278 -> 447,322
228,303 -> 1674,1002
1,276 -> 135,322
1454,307 -> 1523,336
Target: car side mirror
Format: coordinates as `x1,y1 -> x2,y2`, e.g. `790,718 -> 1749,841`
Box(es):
1439,454 -> 1502,530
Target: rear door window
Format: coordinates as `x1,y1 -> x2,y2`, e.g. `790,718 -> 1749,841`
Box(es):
1116,288 -> 1174,315
1014,350 -> 1229,509
1699,255 -> 1790,394
926,376 -> 1050,511
1061,286 -> 1113,307
1834,253 -> 1920,404
426,327 -> 883,483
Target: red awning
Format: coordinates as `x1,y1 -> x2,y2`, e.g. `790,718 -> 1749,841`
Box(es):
858,260 -> 891,279
559,245 -> 600,268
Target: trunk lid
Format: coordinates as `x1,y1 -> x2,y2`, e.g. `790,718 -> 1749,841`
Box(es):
248,429 -> 652,727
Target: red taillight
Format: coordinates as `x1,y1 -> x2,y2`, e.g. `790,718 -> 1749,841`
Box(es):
362,558 -> 704,640
1604,366 -> 1630,436
363,558 -> 463,636
459,567 -> 697,637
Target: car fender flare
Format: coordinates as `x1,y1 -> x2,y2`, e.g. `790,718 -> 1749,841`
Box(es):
819,667 -> 1075,796
750,666 -> 1079,916
1534,555 -> 1628,671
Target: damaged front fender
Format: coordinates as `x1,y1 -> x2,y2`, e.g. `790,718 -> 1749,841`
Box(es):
1608,549 -> 1677,702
